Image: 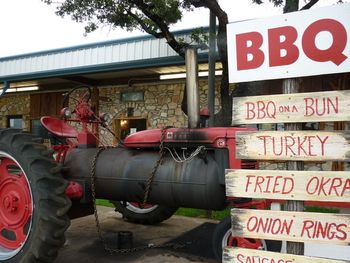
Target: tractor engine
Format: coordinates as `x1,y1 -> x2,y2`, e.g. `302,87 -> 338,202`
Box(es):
63,127 -> 255,210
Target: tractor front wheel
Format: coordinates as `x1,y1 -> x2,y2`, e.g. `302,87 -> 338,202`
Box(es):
212,216 -> 282,261
0,129 -> 71,263
113,201 -> 177,225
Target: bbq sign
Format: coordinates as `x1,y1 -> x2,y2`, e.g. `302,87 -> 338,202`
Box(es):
227,3 -> 350,83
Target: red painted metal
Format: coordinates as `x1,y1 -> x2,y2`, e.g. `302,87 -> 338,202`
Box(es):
124,127 -> 256,169
128,202 -> 154,209
227,236 -> 262,249
199,107 -> 210,117
41,116 -> 78,138
65,181 -> 83,200
74,99 -> 94,122
77,132 -> 97,146
0,158 -> 32,250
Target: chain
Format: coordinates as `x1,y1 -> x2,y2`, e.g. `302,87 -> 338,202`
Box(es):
90,144 -> 188,254
142,127 -> 167,207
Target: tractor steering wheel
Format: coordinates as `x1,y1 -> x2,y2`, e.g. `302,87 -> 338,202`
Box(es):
62,85 -> 94,121
62,85 -> 92,108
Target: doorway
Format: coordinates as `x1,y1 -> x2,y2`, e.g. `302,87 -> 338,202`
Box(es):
114,117 -> 147,140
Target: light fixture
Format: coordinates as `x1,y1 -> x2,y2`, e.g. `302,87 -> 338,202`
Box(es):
0,86 -> 39,94
120,119 -> 128,127
160,70 -> 223,80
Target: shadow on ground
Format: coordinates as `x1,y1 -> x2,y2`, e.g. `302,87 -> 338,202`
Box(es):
55,206 -> 219,263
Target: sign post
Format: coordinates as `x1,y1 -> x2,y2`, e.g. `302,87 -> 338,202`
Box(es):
283,78 -> 304,255
226,2 -> 350,262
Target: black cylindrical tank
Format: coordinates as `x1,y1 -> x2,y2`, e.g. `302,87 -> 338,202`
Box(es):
64,147 -> 227,210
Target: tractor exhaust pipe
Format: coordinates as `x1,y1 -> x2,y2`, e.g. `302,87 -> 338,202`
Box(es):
185,47 -> 200,128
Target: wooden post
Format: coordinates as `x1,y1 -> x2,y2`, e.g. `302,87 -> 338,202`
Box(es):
92,87 -> 100,139
283,78 -> 304,255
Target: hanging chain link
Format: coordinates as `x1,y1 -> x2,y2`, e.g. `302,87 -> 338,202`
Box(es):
142,127 -> 167,207
90,130 -> 189,254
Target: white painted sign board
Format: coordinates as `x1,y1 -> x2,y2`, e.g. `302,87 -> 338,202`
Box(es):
236,131 -> 350,161
223,247 -> 350,263
225,169 -> 350,203
232,90 -> 350,125
231,208 -> 350,244
227,3 -> 350,83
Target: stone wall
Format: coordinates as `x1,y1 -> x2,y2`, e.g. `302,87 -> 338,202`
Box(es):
99,79 -> 221,128
0,94 -> 30,130
98,79 -> 221,144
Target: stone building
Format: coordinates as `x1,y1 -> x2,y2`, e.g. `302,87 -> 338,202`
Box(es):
1,28 -> 349,175
0,29 -> 222,145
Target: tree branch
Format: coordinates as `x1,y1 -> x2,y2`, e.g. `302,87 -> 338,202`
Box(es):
129,0 -> 187,57
124,9 -> 162,38
300,0 -> 319,10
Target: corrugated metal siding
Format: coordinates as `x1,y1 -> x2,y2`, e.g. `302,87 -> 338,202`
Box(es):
0,31 -> 208,81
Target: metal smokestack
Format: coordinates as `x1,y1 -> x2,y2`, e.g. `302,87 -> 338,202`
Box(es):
185,48 -> 200,128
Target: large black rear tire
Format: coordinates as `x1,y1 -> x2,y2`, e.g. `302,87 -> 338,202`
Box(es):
113,201 -> 177,225
212,216 -> 282,261
0,129 -> 71,263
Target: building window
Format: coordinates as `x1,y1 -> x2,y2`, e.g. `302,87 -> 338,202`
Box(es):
121,91 -> 144,102
7,115 -> 23,129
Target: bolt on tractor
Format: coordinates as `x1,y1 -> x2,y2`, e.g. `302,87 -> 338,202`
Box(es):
0,49 -> 282,263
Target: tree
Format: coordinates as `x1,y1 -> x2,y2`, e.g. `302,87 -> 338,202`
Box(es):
42,0 -> 324,126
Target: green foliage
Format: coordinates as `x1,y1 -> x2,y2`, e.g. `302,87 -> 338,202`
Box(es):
252,0 -> 284,7
96,199 -> 115,207
304,206 -> 340,214
175,208 -> 230,221
43,0 -> 188,36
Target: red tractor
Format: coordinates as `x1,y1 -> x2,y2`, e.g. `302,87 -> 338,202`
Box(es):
0,50 -> 281,263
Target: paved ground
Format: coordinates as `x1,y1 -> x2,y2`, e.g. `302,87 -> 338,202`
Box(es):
55,206 -> 350,262
56,206 -> 219,263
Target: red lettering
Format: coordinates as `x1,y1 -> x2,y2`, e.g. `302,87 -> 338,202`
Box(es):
327,97 -> 339,114
301,220 -> 348,241
306,177 -> 319,195
297,136 -> 308,156
272,136 -> 283,156
336,224 -> 348,241
304,98 -> 315,117
285,136 -> 296,156
237,253 -> 245,263
282,177 -> 294,194
257,136 -> 270,155
301,220 -> 314,238
236,32 -> 265,70
247,217 -> 293,236
245,175 -> 255,193
265,175 -> 273,193
304,97 -> 339,117
314,221 -> 328,239
318,177 -> 331,196
341,179 -> 350,197
268,26 -> 299,67
316,98 -> 327,116
245,102 -> 256,120
302,19 -> 348,66
247,216 -> 258,232
257,101 -> 266,119
307,136 -> 316,156
272,176 -> 282,194
255,176 -> 264,193
316,135 -> 328,156
329,178 -> 342,197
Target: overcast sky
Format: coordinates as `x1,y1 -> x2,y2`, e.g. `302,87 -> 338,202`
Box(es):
0,0 -> 346,58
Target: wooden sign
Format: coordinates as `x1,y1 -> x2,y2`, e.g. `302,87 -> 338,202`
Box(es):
236,131 -> 350,161
225,169 -> 350,203
223,247 -> 350,263
231,209 -> 350,244
232,90 -> 350,125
